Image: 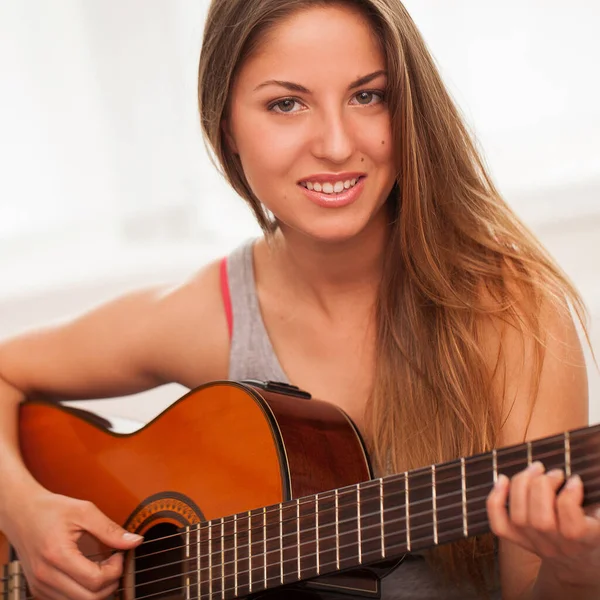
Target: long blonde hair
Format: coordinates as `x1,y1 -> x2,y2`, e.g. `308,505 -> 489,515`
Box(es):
198,0 -> 587,591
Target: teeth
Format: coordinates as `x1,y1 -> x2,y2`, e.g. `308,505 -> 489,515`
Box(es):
301,177 -> 361,194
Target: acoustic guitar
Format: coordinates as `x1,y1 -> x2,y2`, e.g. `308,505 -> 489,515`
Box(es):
1,380 -> 599,599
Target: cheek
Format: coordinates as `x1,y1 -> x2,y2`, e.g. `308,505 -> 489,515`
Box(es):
358,117 -> 393,165
235,118 -> 303,180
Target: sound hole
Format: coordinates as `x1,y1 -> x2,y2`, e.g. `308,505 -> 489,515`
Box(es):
135,523 -> 186,599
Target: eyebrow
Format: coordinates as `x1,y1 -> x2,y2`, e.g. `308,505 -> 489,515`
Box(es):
253,69 -> 387,93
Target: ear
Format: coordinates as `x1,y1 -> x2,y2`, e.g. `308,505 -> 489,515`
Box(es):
221,119 -> 239,154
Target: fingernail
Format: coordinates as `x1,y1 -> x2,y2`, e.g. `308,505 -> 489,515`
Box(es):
123,532 -> 143,541
566,474 -> 582,490
547,469 -> 564,480
495,474 -> 509,489
527,461 -> 545,474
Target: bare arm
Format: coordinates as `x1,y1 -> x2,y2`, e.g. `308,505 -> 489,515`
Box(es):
0,259 -> 229,600
483,299 -> 598,599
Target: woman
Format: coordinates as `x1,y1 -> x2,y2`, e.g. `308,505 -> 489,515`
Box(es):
0,0 -> 598,598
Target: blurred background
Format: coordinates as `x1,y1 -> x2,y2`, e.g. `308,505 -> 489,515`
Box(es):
0,0 -> 598,426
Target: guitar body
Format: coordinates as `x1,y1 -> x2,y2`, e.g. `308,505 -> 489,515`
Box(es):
1,381 -> 397,599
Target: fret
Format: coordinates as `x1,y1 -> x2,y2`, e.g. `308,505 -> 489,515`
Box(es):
196,525 -> 201,600
565,432 -> 572,478
527,441 -> 532,466
235,512 -> 250,596
357,484 -> 362,564
208,520 -> 213,600
221,517 -> 237,599
434,460 -> 463,545
358,480 -> 386,562
460,457 -> 468,538
492,449 -> 498,484
407,467 -> 435,551
464,452 -> 495,537
263,508 -> 267,588
381,476 -> 407,555
198,522 -> 209,600
262,506 -> 284,587
571,428 -> 600,505
264,507 -> 281,586
337,485 -> 360,570
296,499 -> 301,579
380,478 -> 385,558
316,496 -> 321,574
405,472 -> 411,552
248,510 -> 265,593
220,518 -> 225,600
185,525 -> 191,600
335,489 -> 340,569
234,514 -> 238,596
530,432 -> 565,471
316,492 -> 337,576
281,502 -> 298,585
279,504 -> 284,584
496,443 -> 528,479
431,466 -> 438,545
248,511 -> 253,594
298,495 -> 317,578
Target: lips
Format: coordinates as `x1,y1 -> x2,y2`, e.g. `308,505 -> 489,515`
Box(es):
298,174 -> 366,208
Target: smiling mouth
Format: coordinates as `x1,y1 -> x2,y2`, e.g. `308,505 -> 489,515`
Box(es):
299,176 -> 365,195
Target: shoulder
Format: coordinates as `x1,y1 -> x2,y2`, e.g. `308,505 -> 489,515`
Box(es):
141,257 -> 231,387
476,276 -> 589,447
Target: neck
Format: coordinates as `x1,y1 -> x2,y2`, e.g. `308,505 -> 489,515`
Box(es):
265,211 -> 390,316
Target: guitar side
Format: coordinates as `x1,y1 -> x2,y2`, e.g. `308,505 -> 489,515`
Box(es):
5,381 -> 383,598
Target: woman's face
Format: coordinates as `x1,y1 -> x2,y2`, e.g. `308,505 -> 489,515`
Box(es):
226,4 -> 396,244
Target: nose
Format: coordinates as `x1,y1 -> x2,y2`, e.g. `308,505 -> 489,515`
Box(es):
311,108 -> 354,164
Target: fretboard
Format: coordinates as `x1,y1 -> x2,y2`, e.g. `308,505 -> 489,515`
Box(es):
173,424 -> 600,599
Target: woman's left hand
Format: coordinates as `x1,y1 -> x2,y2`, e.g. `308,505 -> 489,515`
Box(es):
487,461 -> 600,587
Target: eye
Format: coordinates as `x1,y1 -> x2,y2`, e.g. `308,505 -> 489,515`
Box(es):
351,90 -> 385,106
268,98 -> 304,114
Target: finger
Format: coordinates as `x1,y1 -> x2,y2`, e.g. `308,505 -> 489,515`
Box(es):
509,461 -> 544,530
487,474 -> 535,551
55,544 -> 125,594
27,561 -> 119,600
73,503 -> 143,551
526,468 -> 565,556
557,475 -> 600,547
47,567 -> 119,600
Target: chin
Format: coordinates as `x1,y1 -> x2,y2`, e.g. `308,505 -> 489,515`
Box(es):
286,213 -> 381,245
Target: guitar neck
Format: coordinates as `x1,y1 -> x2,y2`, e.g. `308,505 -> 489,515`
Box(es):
192,424 -> 600,598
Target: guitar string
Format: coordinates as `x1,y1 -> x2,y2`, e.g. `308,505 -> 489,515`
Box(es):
9,478 -> 600,600
3,439 -> 591,591
5,437 -> 598,592
11,473 -> 600,600
126,455 -> 600,580
57,441 -> 598,567
119,471 -> 600,587
16,489 -> 600,600
88,486 -> 600,600
0,442 -> 593,596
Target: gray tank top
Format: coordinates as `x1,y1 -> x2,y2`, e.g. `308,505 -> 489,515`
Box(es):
225,239 -> 500,599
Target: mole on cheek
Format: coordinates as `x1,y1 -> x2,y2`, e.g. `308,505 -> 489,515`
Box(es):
361,157 -> 364,162
381,140 -> 385,145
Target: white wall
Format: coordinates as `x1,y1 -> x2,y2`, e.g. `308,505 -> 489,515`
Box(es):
0,1 -> 598,428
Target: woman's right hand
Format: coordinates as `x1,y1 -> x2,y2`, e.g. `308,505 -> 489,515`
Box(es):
4,487 -> 143,600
